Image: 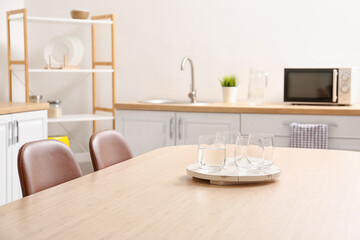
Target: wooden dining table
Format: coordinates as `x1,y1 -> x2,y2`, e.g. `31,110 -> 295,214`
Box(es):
0,145 -> 360,239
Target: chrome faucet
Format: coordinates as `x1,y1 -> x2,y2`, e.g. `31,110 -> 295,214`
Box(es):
180,56 -> 197,103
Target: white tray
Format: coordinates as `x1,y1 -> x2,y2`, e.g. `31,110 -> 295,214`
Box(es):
186,164 -> 281,185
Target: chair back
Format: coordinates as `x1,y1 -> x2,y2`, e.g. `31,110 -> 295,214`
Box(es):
89,130 -> 133,171
18,139 -> 82,197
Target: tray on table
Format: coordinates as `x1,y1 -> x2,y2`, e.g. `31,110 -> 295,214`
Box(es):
186,164 -> 281,185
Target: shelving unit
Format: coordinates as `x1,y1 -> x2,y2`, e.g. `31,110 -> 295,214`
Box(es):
9,15 -> 113,25
6,8 -> 116,132
47,114 -> 114,123
27,69 -> 114,73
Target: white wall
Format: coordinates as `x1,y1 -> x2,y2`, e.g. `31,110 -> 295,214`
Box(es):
23,0 -> 360,104
0,0 -> 24,101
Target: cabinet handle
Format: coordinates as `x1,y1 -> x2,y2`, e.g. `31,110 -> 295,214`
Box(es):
169,118 -> 173,139
14,120 -> 19,144
178,118 -> 182,140
12,121 -> 16,145
8,122 -> 13,146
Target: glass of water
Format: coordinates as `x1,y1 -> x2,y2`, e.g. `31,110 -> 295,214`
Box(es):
246,134 -> 265,171
198,135 -> 226,170
234,134 -> 248,170
262,134 -> 276,169
216,131 -> 241,170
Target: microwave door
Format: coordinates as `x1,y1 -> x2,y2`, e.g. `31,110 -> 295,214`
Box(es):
284,69 -> 336,103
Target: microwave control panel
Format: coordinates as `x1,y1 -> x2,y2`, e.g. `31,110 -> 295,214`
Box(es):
337,68 -> 352,104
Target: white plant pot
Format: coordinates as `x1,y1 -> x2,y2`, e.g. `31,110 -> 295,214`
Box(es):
222,87 -> 238,103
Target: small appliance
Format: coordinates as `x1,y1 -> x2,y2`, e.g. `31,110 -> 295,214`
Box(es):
284,68 -> 358,105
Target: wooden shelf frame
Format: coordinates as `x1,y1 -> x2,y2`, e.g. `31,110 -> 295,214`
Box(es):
7,9 -> 29,103
7,8 -> 116,132
91,13 -> 116,131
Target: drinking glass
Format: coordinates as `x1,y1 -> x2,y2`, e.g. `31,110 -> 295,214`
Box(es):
246,134 -> 265,171
216,131 -> 241,170
198,135 -> 226,170
234,134 -> 248,170
262,134 -> 276,169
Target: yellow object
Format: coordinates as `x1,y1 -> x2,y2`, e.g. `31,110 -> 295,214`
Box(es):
48,136 -> 70,147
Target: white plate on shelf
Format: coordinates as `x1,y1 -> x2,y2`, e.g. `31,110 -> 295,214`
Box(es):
69,37 -> 84,66
186,164 -> 281,185
44,36 -> 84,68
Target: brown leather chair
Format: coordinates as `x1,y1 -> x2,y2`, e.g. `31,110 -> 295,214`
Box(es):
89,130 -> 133,171
18,139 -> 83,197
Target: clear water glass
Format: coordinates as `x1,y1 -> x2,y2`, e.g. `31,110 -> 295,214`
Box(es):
216,131 -> 241,170
246,134 -> 265,171
234,134 -> 248,170
198,135 -> 226,170
262,134 -> 276,169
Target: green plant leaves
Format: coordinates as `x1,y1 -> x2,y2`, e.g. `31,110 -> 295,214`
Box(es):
219,75 -> 238,87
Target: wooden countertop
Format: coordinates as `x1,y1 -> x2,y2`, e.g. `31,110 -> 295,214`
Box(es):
115,101 -> 360,115
1,145 -> 360,239
0,102 -> 49,115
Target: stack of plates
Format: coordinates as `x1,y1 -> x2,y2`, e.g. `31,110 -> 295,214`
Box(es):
44,36 -> 84,68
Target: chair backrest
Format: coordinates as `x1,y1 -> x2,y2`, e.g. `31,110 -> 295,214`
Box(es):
18,139 -> 83,197
89,130 -> 133,171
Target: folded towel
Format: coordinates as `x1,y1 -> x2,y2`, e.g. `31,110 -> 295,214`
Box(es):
290,123 -> 328,149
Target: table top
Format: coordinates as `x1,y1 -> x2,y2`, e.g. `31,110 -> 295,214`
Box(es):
115,101 -> 360,115
0,145 -> 360,239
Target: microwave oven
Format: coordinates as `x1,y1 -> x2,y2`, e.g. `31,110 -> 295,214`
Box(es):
284,68 -> 358,105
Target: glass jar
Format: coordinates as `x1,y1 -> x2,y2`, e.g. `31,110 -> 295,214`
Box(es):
48,100 -> 62,118
29,95 -> 43,103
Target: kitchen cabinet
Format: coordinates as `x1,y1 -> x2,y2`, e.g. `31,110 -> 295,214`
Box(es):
116,110 -> 175,156
116,110 -> 240,156
241,113 -> 360,151
176,112 -> 240,145
0,110 -> 47,206
0,115 -> 11,206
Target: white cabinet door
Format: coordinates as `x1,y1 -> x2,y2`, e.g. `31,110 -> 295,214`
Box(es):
241,113 -> 360,151
176,112 -> 240,145
0,115 -> 11,206
10,110 -> 48,201
116,110 -> 175,156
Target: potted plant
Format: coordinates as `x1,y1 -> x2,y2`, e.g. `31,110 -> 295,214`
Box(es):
219,75 -> 238,103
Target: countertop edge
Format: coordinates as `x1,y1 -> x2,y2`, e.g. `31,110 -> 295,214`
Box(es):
115,102 -> 360,116
0,102 -> 49,115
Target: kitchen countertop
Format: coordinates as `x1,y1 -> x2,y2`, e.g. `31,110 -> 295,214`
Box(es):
0,102 -> 49,115
115,101 -> 360,116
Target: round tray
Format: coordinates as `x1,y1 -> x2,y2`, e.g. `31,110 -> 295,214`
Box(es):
186,164 -> 281,185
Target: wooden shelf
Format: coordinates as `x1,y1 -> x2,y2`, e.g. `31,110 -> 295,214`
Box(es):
10,15 -> 113,24
27,69 -> 114,73
47,114 -> 114,123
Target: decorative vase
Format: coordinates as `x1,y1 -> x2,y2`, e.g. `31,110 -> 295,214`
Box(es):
222,87 -> 238,103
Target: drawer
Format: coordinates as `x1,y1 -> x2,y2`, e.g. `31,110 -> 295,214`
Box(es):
241,113 -> 360,139
274,136 -> 360,151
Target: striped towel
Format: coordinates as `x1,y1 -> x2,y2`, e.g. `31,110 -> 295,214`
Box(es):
290,123 -> 328,149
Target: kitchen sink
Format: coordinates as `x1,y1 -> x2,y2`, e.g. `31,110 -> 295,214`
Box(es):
138,99 -> 210,106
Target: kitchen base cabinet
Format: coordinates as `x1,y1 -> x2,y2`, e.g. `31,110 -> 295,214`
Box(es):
116,110 -> 240,156
241,113 -> 360,151
0,110 -> 47,206
116,110 -> 175,156
0,115 -> 11,206
176,112 -> 240,145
